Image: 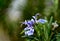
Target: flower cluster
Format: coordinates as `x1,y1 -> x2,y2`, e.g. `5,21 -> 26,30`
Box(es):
20,13 -> 59,41
22,13 -> 47,36
23,20 -> 34,36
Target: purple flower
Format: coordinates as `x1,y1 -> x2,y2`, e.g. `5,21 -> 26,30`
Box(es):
32,16 -> 37,20
27,20 -> 33,27
22,19 -> 35,27
37,19 -> 47,24
24,27 -> 34,36
22,20 -> 28,25
32,13 -> 41,23
31,19 -> 35,24
23,20 -> 34,36
27,19 -> 35,26
32,13 -> 47,24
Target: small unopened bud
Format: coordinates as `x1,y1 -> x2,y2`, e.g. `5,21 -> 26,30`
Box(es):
52,21 -> 59,30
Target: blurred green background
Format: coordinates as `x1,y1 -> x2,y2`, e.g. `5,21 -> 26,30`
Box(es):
0,0 -> 60,41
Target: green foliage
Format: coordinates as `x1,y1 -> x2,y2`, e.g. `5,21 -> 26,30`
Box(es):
34,16 -> 53,41
20,16 -> 60,41
56,33 -> 60,41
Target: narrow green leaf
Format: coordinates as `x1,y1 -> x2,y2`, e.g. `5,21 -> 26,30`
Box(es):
20,30 -> 25,34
